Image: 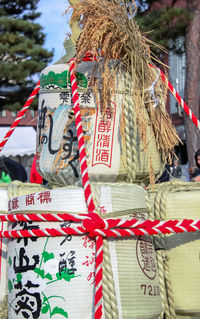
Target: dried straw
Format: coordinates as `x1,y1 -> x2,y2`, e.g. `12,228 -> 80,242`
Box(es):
70,0 -> 180,164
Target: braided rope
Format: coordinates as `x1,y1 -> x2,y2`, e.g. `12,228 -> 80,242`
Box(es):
124,72 -> 137,182
156,251 -> 170,319
152,184 -> 172,319
154,183 -> 177,319
146,189 -> 166,319
102,239 -> 119,319
0,82 -> 40,152
91,183 -> 119,319
0,296 -> 8,319
68,55 -> 104,319
149,64 -> 200,131
69,58 -> 95,213
157,181 -> 200,319
160,69 -> 200,131
1,213 -> 200,237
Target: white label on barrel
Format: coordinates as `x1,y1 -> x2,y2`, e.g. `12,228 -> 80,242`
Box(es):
8,222 -> 95,318
92,102 -> 116,168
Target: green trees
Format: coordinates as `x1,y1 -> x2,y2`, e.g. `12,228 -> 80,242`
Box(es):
0,0 -> 53,110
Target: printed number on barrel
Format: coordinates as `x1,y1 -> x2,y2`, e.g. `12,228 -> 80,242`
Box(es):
140,284 -> 160,296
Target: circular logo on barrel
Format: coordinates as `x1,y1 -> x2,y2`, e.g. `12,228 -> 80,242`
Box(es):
136,236 -> 157,280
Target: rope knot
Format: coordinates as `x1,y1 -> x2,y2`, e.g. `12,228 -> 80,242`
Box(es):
82,213 -> 107,237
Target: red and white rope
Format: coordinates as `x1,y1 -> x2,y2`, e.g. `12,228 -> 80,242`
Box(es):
1,56 -> 199,319
69,54 -> 102,318
69,58 -> 96,213
1,213 -> 200,238
149,64 -> 200,131
0,81 -> 40,152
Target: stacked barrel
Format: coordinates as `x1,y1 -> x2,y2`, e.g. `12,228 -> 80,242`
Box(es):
148,181 -> 200,318
2,3 -> 200,319
4,59 -> 166,319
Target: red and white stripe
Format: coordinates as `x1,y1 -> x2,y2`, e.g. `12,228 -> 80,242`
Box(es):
69,58 -> 96,213
149,64 -> 200,131
69,54 -> 102,319
0,81 -> 40,152
1,214 -> 200,238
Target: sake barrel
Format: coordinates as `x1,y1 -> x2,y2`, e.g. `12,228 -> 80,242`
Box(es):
7,183 -> 162,319
0,182 -> 45,313
36,62 -> 164,186
148,181 -> 200,317
0,184 -> 8,310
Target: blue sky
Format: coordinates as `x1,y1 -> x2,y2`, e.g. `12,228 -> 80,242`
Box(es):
37,0 -> 71,64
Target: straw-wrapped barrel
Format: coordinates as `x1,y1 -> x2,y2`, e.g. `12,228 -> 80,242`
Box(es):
148,181 -> 200,318
36,62 -> 165,186
7,183 -> 162,319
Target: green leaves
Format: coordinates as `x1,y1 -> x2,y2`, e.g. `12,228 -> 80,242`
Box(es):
34,268 -> 53,281
8,279 -> 13,293
41,293 -> 68,318
42,251 -> 54,263
55,270 -> 77,282
51,307 -> 68,318
41,304 -> 49,314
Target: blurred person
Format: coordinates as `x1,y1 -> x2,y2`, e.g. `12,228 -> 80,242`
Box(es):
190,149 -> 200,182
0,158 -> 11,183
156,163 -> 171,183
171,158 -> 182,180
0,157 -> 27,183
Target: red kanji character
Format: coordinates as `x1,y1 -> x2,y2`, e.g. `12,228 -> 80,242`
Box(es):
105,120 -> 111,133
89,240 -> 95,249
97,134 -> 103,147
26,194 -> 35,206
87,272 -> 95,285
82,253 -> 95,266
90,252 -> 95,265
101,150 -> 109,162
102,135 -> 110,148
95,148 -> 102,162
12,198 -> 19,210
98,121 -> 106,133
37,191 -> 52,204
82,236 -> 89,248
82,256 -> 90,267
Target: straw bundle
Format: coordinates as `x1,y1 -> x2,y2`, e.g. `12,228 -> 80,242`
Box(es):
70,0 -> 180,164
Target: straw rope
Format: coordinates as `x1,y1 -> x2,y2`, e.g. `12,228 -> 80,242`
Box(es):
145,187 -> 165,319
124,72 -> 137,182
91,184 -> 119,319
0,296 -> 8,319
153,182 -> 177,319
102,239 -> 119,319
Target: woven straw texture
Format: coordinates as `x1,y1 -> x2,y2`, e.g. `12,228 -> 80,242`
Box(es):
148,181 -> 200,318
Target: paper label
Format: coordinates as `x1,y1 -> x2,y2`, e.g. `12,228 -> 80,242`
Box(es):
7,221 -> 95,319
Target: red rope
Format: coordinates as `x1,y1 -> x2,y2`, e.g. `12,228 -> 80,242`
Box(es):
69,54 -> 102,318
1,213 -> 200,238
1,56 -> 199,319
0,81 -> 40,152
149,64 -> 200,131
